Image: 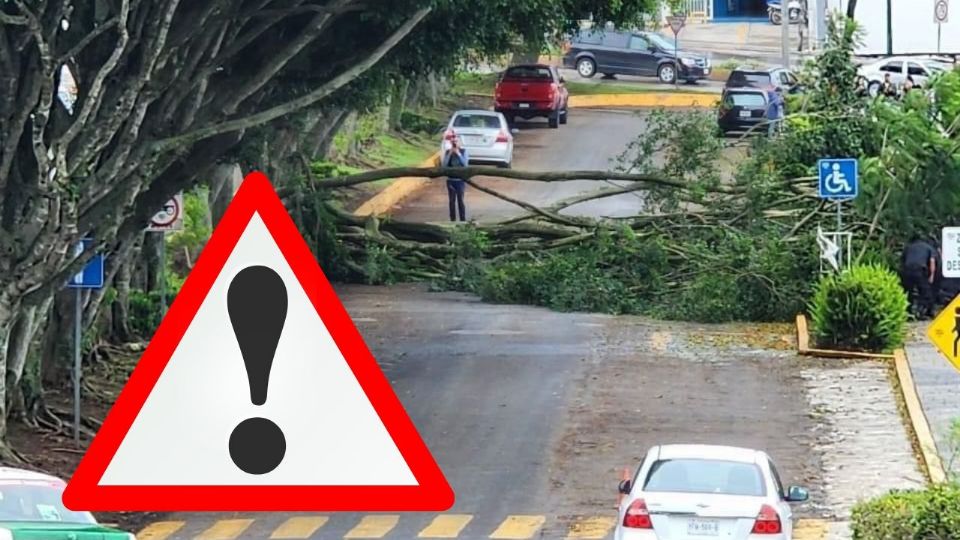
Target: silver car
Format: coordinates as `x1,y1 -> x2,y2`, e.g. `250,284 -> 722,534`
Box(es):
441,110 -> 515,168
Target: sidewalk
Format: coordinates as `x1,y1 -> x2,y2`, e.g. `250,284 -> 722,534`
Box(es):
905,329 -> 960,476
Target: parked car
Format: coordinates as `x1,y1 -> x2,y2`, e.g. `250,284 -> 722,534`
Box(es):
725,66 -> 801,93
494,64 -> 569,129
562,29 -> 711,84
441,110 -> 516,168
614,444 -> 809,540
0,467 -> 136,540
859,56 -> 951,96
718,88 -> 770,136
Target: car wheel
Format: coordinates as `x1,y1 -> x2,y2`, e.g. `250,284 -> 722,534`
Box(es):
867,81 -> 881,97
577,57 -> 597,78
770,10 -> 782,24
499,161 -> 512,169
548,110 -> 560,128
658,64 -> 677,84
560,108 -> 568,124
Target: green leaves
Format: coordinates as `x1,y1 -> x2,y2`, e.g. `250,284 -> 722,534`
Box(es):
808,264 -> 908,352
851,483 -> 960,540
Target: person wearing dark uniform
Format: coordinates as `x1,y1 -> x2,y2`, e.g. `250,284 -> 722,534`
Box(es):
900,236 -> 937,318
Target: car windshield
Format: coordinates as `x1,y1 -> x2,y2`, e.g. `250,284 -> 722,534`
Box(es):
645,33 -> 676,52
453,114 -> 501,129
729,71 -> 772,88
726,92 -> 767,107
502,66 -> 552,80
0,481 -> 96,524
643,459 -> 767,496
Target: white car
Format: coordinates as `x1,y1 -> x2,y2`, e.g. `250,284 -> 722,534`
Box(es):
614,444 -> 809,540
859,56 -> 952,96
441,110 -> 516,169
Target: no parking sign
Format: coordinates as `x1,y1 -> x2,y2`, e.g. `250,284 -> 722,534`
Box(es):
148,192 -> 184,232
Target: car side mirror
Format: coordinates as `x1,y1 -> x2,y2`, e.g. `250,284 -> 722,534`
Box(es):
618,479 -> 632,495
559,76 -> 566,84
785,485 -> 809,502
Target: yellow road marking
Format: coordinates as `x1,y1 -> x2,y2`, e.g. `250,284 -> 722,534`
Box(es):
344,516 -> 400,538
566,516 -> 617,539
793,519 -> 829,540
489,515 -> 546,539
139,522 -> 185,540
195,519 -> 254,540
270,516 -> 329,539
418,514 -> 474,538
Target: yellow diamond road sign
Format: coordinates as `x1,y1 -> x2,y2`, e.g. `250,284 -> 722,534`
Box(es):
927,295 -> 960,372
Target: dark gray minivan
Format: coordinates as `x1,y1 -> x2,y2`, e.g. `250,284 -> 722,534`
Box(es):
562,29 -> 711,84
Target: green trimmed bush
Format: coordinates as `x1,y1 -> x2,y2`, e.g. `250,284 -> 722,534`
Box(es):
808,263 -> 908,352
851,483 -> 960,539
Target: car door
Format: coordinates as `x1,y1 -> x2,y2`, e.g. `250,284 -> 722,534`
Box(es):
598,31 -> 630,74
766,459 -> 794,536
625,34 -> 658,76
907,61 -> 929,87
879,60 -> 905,85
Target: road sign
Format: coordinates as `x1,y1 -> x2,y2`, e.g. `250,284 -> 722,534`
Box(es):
942,227 -> 960,278
66,238 -> 104,289
63,172 -> 453,512
666,14 -> 687,35
147,192 -> 184,232
935,0 -> 949,23
927,295 -> 960,373
817,158 -> 858,199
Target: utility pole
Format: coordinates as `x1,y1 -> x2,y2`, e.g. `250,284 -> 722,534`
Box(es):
782,1 -> 791,68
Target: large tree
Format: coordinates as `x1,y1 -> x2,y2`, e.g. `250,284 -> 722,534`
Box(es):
0,0 -> 654,449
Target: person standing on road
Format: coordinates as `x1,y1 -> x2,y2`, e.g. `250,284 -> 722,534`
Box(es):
766,87 -> 784,136
443,136 -> 470,222
900,236 -> 938,319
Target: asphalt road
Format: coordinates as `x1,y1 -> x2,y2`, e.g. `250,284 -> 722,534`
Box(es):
135,106 -> 924,540
395,109 -> 650,223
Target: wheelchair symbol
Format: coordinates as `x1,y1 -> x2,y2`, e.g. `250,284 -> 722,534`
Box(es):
823,163 -> 852,194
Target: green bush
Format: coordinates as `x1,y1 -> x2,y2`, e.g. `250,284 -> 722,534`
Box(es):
851,483 -> 960,540
809,263 -> 908,352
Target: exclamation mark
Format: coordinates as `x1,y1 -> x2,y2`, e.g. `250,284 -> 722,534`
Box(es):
227,265 -> 288,475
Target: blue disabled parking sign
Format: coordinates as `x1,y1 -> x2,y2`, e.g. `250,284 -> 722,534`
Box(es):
67,238 -> 104,289
818,158 -> 858,199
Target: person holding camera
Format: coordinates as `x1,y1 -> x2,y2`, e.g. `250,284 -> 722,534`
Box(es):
443,136 -> 470,222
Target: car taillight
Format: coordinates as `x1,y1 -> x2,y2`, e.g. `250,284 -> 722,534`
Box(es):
495,130 -> 509,143
751,504 -> 782,535
548,82 -> 557,100
622,498 -> 653,529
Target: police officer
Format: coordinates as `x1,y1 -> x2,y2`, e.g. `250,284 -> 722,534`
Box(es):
900,235 -> 938,318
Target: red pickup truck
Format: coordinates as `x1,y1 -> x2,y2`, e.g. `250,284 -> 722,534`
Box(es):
494,64 -> 569,129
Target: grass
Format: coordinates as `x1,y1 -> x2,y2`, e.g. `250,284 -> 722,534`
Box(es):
450,71 -> 716,97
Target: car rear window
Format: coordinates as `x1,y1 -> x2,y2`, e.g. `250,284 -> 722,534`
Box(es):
0,481 -> 97,523
453,114 -> 501,129
728,71 -> 772,88
643,459 -> 767,497
503,66 -> 553,80
725,92 -> 767,107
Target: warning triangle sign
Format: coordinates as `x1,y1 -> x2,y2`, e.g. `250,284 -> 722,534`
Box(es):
63,172 -> 454,512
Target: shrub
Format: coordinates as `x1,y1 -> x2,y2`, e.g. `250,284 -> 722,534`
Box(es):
808,263 -> 908,352
851,483 -> 960,540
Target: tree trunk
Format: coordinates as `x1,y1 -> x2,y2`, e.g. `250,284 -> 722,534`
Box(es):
142,231 -> 165,294
40,291 -> 78,388
112,258 -> 133,342
209,163 -> 244,227
388,79 -> 409,131
310,109 -> 349,159
428,72 -> 439,108
5,306 -> 37,422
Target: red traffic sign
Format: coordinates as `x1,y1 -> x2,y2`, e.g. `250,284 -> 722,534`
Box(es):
667,15 -> 687,35
63,172 -> 453,511
147,193 -> 183,232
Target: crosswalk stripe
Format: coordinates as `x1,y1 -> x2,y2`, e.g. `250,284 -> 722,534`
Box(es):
344,515 -> 400,539
794,518 -> 829,540
565,516 -> 617,539
195,519 -> 254,540
138,521 -> 186,540
418,514 -> 474,538
489,515 -> 546,539
270,516 -> 329,539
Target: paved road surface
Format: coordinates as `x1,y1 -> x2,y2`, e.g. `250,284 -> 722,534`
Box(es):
395,109 -> 649,223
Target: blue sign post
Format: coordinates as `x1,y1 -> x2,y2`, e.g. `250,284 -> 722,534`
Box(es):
66,238 -> 104,445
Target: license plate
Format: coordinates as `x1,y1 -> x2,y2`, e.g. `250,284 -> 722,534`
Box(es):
688,519 -> 720,536
518,103 -> 530,108
704,68 -> 710,75
739,110 -> 752,118
465,135 -> 483,143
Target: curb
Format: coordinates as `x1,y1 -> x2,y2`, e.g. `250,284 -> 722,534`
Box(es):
464,92 -> 720,108
893,348 -> 948,484
795,314 -> 894,360
353,153 -> 440,217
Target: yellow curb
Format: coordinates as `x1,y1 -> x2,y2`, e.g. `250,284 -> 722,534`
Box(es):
795,314 -> 895,360
353,152 -> 440,217
893,348 -> 948,484
569,93 -> 719,108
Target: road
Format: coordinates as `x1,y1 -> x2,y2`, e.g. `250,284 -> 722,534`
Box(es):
136,108 -> 925,540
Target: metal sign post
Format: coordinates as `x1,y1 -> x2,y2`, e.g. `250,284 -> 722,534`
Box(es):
935,0 -> 949,54
66,238 -> 105,446
147,192 -> 185,316
781,0 -> 790,68
817,158 -> 859,272
666,14 -> 686,90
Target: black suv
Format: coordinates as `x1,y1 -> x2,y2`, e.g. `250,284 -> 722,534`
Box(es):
725,66 -> 802,93
562,29 -> 711,85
